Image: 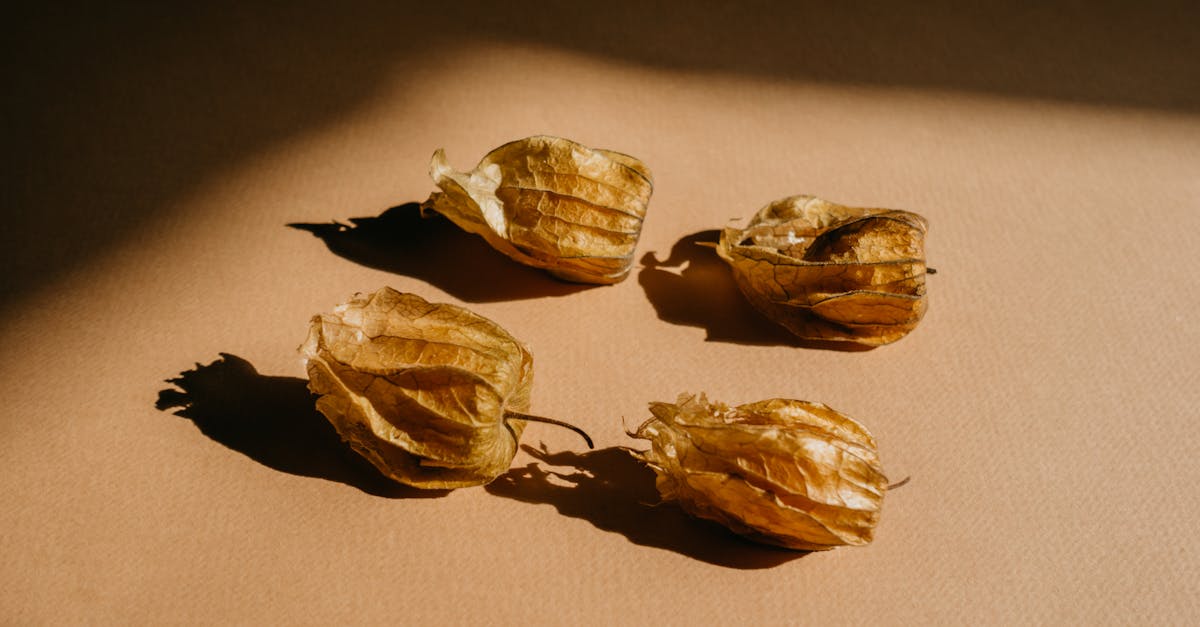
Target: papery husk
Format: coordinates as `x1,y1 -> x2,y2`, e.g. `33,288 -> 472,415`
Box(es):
422,135 -> 654,284
300,288 -> 533,489
716,195 -> 929,346
632,393 -> 889,551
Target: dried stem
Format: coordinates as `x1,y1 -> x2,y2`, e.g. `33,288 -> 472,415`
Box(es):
887,476 -> 912,490
504,411 -> 594,449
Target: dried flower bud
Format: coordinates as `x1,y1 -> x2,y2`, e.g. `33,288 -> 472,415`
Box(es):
632,393 -> 889,551
422,135 -> 654,284
716,195 -> 930,346
299,288 -> 535,489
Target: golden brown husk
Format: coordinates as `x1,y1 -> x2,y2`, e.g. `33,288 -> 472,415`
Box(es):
716,195 -> 929,346
300,288 -> 533,489
422,135 -> 654,284
632,393 -> 889,551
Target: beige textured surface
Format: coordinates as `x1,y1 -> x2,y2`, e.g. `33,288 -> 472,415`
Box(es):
4,3 -> 1199,624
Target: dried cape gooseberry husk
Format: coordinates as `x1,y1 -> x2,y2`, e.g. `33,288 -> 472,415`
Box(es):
716,195 -> 930,346
300,288 -> 538,489
422,135 -> 654,284
632,393 -> 889,551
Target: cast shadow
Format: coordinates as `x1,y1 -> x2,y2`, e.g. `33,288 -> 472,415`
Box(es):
478,0 -> 1200,111
9,2 -> 1197,313
289,203 -> 595,302
638,230 -> 873,351
486,444 -> 806,570
156,353 -> 445,499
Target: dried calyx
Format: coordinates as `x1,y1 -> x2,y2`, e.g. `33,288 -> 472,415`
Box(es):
631,393 -> 892,551
715,195 -> 931,346
300,288 -> 591,489
422,135 -> 654,284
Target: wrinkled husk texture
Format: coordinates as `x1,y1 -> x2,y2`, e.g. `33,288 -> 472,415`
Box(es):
300,288 -> 533,489
716,195 -> 929,346
422,135 -> 654,284
633,394 -> 889,551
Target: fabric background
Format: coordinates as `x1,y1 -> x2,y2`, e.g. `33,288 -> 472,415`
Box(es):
3,2 -> 1198,624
